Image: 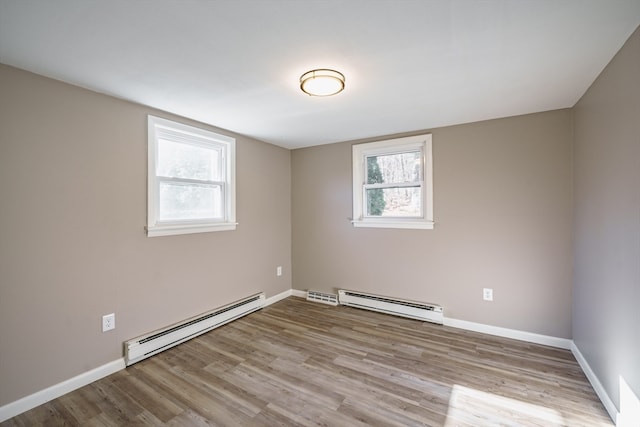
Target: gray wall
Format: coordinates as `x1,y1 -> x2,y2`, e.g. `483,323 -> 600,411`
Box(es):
292,110 -> 573,338
0,64 -> 292,406
573,26 -> 640,409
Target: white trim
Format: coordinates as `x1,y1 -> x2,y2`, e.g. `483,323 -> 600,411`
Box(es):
571,341 -> 618,423
0,358 -> 125,423
291,289 -> 308,298
352,134 -> 434,230
3,300 -> 613,425
1,291 -> 291,422
443,317 -> 572,349
147,115 -> 236,237
618,375 -> 640,427
146,221 -> 237,237
264,289 -> 293,306
352,219 -> 434,229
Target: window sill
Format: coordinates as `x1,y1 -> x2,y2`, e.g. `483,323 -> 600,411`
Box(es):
146,222 -> 238,237
351,220 -> 434,230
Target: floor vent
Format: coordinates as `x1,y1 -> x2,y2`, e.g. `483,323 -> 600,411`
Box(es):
307,290 -> 339,306
124,293 -> 265,366
338,289 -> 443,324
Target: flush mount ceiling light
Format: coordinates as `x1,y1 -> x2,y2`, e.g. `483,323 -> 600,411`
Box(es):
300,69 -> 345,96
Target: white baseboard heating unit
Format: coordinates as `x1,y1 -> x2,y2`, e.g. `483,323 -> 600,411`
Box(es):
338,289 -> 443,324
124,292 -> 265,366
306,290 -> 339,306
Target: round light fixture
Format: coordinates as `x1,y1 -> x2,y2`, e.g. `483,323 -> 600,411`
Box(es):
300,69 -> 345,96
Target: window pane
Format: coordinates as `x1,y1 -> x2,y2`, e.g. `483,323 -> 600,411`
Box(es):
367,156 -> 385,184
366,187 -> 422,217
367,151 -> 421,184
159,182 -> 222,221
157,139 -> 220,181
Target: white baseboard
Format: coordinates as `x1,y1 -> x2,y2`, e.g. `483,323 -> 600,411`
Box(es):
287,292 -> 615,424
291,289 -> 307,298
1,290 -> 292,422
443,319 -> 616,424
0,293 -> 613,426
443,317 -> 572,349
264,289 -> 293,306
292,289 -> 571,349
571,341 -> 618,423
0,358 -> 125,423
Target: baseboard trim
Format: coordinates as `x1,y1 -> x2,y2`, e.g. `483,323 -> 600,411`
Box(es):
1,290 -> 292,422
0,358 -> 125,422
264,289 -> 293,306
571,341 -> 618,423
295,292 -> 614,421
443,318 -> 619,422
1,293 -> 612,425
291,289 -> 307,298
291,289 -> 571,349
443,317 -> 572,350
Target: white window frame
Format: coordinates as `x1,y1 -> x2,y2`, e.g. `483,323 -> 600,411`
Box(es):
352,134 -> 433,230
146,115 -> 236,237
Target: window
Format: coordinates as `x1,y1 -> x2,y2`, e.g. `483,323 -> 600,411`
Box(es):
147,115 -> 236,237
352,134 -> 433,229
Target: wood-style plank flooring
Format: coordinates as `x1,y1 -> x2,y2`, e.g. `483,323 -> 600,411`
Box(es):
2,297 -> 612,426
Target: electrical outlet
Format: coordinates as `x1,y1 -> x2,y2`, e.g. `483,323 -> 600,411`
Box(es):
276,266 -> 283,277
102,313 -> 115,332
483,288 -> 493,301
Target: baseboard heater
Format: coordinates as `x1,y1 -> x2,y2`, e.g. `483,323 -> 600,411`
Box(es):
124,292 -> 265,366
338,289 -> 443,324
307,290 -> 339,306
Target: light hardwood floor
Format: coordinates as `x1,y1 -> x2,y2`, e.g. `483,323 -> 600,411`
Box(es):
2,297 -> 612,426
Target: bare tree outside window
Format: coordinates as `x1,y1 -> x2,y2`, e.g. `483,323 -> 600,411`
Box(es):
352,134 -> 433,230
366,151 -> 422,217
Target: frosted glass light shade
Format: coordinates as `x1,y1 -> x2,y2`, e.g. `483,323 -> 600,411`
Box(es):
300,69 -> 345,96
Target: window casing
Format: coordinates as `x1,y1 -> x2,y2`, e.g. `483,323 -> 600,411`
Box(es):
352,134 -> 433,229
147,116 -> 236,237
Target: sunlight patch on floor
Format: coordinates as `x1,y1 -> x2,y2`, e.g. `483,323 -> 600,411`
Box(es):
444,384 -> 566,426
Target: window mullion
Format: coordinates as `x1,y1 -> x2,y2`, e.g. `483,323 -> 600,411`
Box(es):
364,182 -> 422,190
157,176 -> 223,186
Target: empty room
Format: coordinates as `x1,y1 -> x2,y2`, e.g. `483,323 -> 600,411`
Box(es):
1,1 -> 639,426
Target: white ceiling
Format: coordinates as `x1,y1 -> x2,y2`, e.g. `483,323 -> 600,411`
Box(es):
1,1 -> 639,149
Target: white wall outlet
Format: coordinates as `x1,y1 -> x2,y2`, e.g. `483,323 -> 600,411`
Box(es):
276,266 -> 283,277
483,288 -> 493,301
102,313 -> 115,332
